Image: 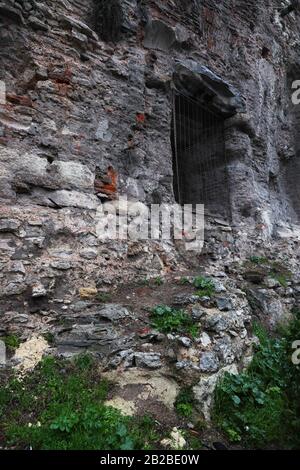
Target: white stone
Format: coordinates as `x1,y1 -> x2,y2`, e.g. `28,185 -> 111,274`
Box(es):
161,428 -> 186,449
32,282 -> 47,298
199,332 -> 211,347
193,364 -> 238,420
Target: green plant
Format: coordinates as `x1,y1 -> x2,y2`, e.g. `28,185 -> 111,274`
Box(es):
270,272 -> 290,288
0,355 -> 167,450
1,334 -> 21,351
249,256 -> 269,265
153,276 -> 164,286
42,332 -> 55,345
180,277 -> 190,285
186,434 -> 203,450
96,292 -> 112,303
150,305 -> 198,337
213,314 -> 300,448
175,387 -> 195,418
268,262 -> 292,287
193,276 -> 215,298
176,403 -> 194,418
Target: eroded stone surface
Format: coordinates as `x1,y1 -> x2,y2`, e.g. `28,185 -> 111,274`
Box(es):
13,335 -> 49,374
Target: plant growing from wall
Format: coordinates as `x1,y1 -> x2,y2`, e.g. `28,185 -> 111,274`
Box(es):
175,387 -> 195,418
150,305 -> 198,337
213,314 -> 300,448
193,276 -> 215,298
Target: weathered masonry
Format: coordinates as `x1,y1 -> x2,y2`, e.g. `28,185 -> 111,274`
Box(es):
0,1 -> 299,226
0,0 -> 300,307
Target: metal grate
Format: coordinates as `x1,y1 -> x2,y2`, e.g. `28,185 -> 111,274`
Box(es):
171,91 -> 230,219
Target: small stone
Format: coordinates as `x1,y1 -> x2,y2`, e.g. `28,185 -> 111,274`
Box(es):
4,312 -> 29,324
178,337 -> 192,348
49,190 -> 98,210
135,352 -> 162,369
35,65 -> 48,80
166,348 -> 177,361
264,277 -> 280,288
191,307 -> 205,320
167,334 -> 176,340
0,219 -> 20,233
161,427 -> 186,449
71,29 -> 88,45
205,314 -> 231,333
193,364 -> 238,420
9,261 -> 25,275
215,297 -> 233,311
97,304 -> 131,321
108,350 -> 134,369
175,360 -> 190,369
95,118 -> 112,142
51,260 -> 72,270
173,294 -> 199,306
71,301 -> 93,311
80,248 -> 98,260
13,335 -> 49,374
28,15 -> 48,31
32,282 -> 47,298
79,287 -> 98,299
198,332 -> 211,347
213,280 -> 226,293
3,283 -> 27,296
139,330 -> 165,342
24,2 -> 33,12
0,340 -> 5,365
198,296 -> 214,308
199,352 -> 220,372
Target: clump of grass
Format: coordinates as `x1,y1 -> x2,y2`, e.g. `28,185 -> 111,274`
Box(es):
269,271 -> 290,288
153,276 -> 164,286
150,305 -> 198,338
1,334 -> 21,352
249,256 -> 269,265
0,354 -> 166,450
213,314 -> 300,448
96,292 -> 112,303
193,276 -> 215,298
269,262 -> 291,287
179,277 -> 190,285
175,387 -> 195,418
42,332 -> 55,346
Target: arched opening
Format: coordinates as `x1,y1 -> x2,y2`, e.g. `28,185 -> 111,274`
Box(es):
171,92 -> 230,219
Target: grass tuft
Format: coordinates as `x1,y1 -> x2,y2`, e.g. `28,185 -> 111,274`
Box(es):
150,305 -> 198,338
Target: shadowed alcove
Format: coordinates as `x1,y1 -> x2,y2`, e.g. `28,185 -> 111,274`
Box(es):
171,60 -> 245,220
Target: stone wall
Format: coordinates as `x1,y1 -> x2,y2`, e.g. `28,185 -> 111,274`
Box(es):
0,0 -> 300,322
1,1 -> 300,213
2,2 -> 300,426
